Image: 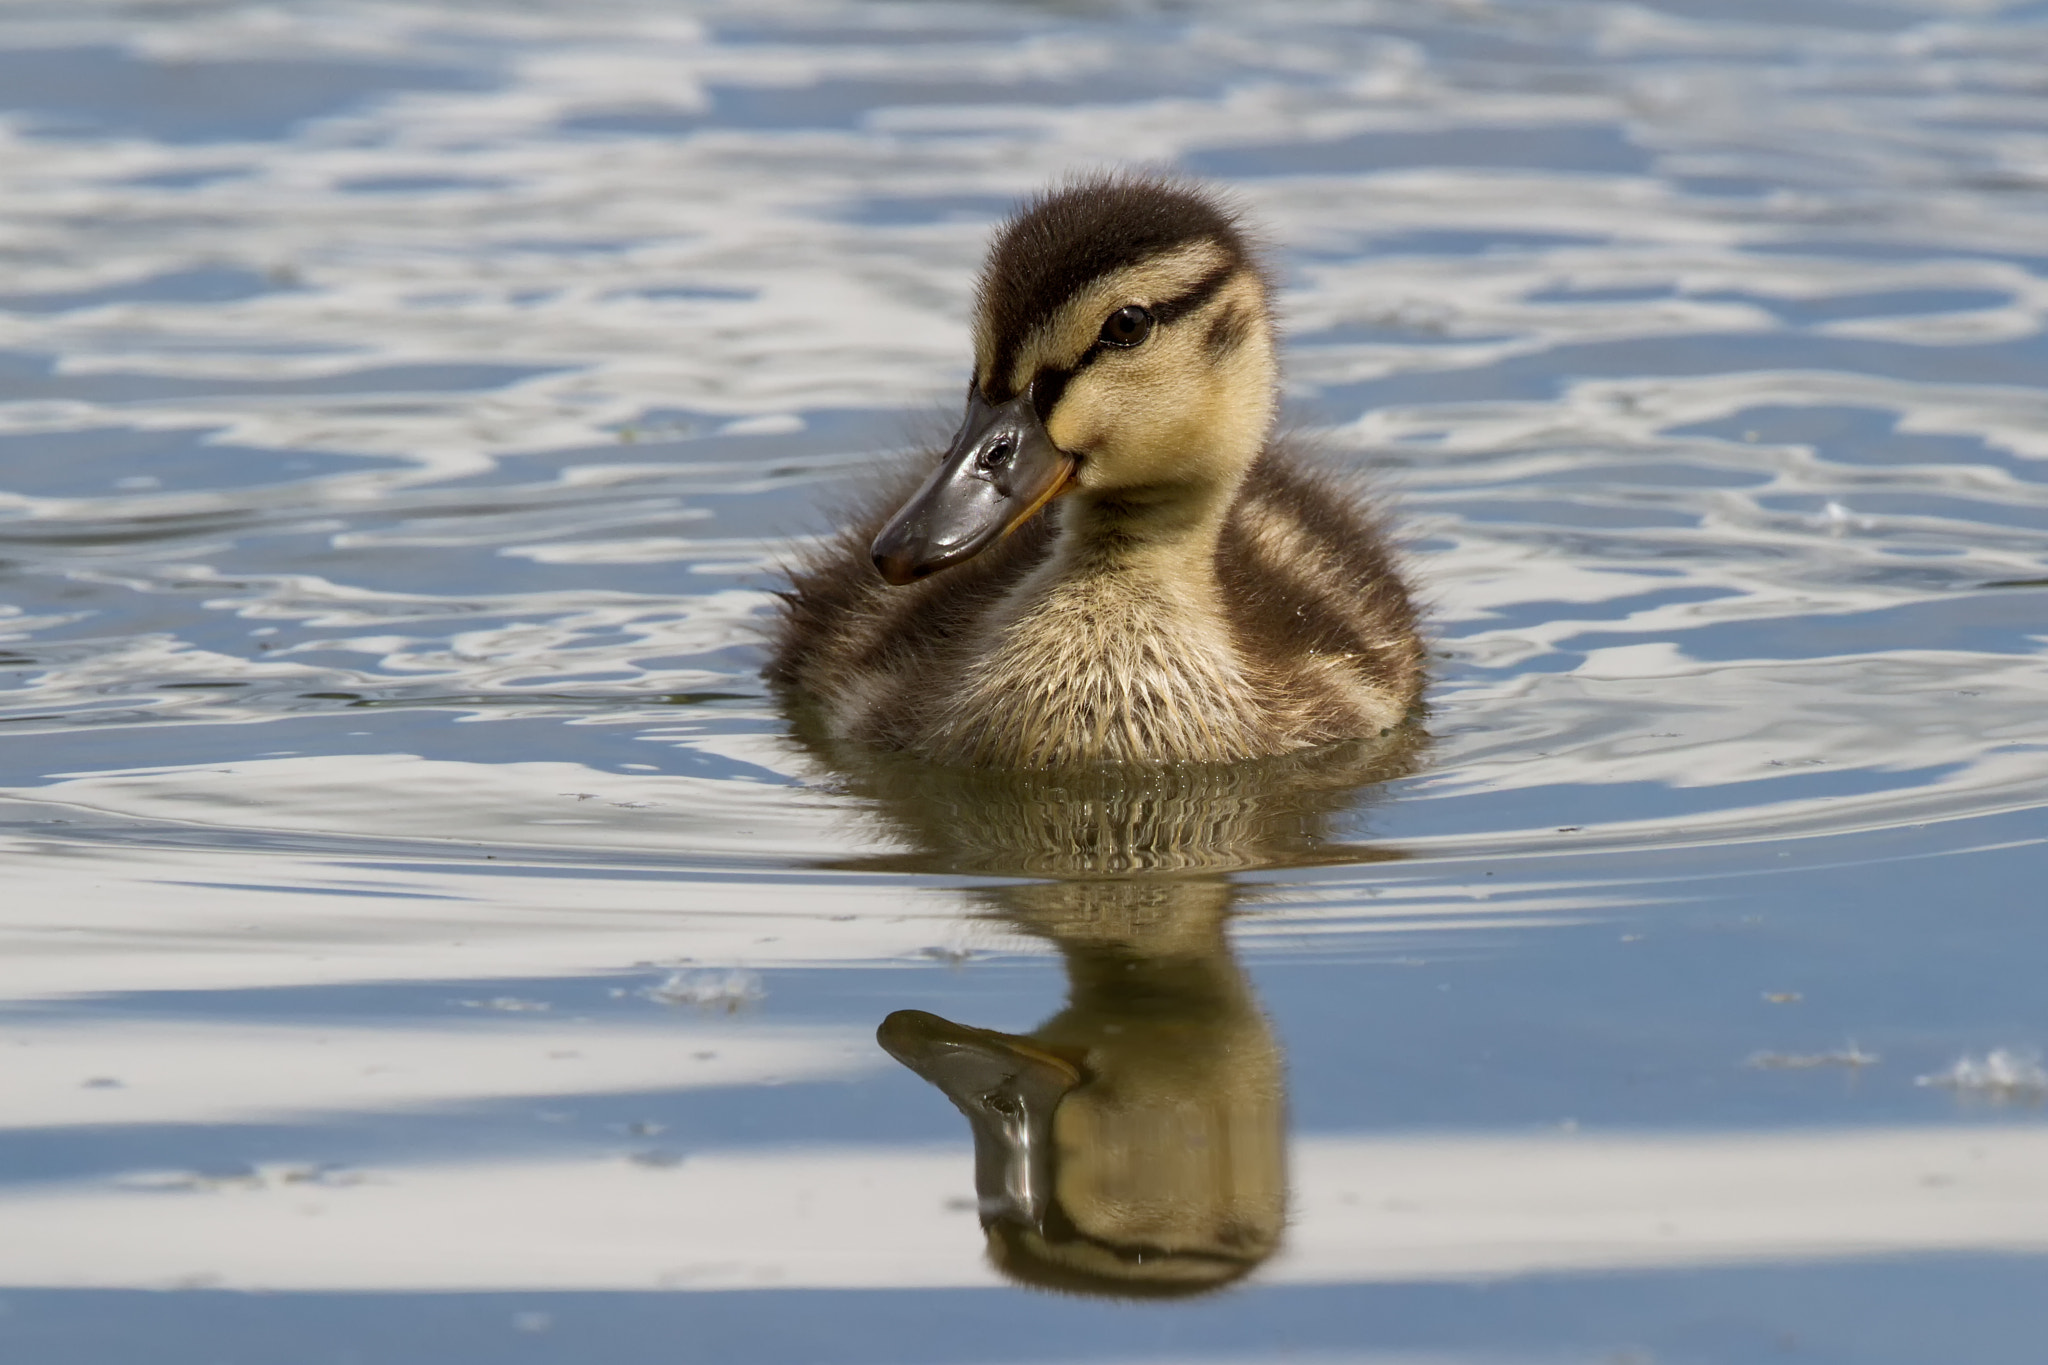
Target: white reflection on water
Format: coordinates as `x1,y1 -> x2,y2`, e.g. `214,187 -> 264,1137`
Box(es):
9,1017 -> 876,1128
3,1126 -> 2043,1290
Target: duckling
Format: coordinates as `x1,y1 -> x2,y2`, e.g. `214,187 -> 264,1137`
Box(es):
769,172 -> 1424,768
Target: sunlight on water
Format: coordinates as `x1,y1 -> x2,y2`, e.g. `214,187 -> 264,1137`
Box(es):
0,1 -> 2045,1361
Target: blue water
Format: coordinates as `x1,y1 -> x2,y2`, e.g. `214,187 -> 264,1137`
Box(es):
1,2 -> 2045,1362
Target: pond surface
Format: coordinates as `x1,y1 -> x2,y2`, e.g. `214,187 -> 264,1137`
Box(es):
2,1 -> 2046,1361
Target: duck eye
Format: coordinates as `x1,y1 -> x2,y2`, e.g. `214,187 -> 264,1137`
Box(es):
1098,304 -> 1153,348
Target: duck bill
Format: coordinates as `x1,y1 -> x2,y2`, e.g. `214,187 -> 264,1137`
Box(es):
871,392 -> 1076,586
877,1009 -> 1082,1228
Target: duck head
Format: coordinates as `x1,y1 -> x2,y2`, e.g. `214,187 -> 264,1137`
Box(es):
872,174 -> 1278,585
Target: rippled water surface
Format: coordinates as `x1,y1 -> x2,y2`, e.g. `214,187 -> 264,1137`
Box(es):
3,1 -> 2047,1361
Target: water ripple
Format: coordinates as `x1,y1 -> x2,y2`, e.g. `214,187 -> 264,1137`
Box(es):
1,2 -> 2046,1328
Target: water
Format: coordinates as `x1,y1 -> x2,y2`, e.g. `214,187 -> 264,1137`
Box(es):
2,0 -> 2046,1360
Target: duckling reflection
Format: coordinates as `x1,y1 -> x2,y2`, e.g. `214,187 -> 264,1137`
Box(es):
793,721 -> 1422,1298
882,877 -> 1282,1298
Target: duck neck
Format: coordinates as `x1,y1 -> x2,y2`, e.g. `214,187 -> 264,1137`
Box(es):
1046,470 -> 1244,588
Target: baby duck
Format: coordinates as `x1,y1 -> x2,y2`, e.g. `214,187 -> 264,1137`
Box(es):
769,173 -> 1423,768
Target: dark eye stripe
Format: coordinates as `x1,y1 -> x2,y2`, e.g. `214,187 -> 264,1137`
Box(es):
1019,262 -> 1245,418
1150,261 -> 1238,326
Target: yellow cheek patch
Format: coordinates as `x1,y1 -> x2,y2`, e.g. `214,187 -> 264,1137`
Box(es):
1037,267 -> 1276,494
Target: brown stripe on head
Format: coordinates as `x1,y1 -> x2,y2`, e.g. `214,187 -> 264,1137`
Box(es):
975,174 -> 1257,400
1203,301 -> 1256,358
